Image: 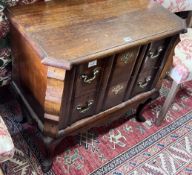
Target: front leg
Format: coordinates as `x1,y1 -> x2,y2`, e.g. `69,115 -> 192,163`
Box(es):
41,136 -> 56,173
41,135 -> 64,173
135,90 -> 159,122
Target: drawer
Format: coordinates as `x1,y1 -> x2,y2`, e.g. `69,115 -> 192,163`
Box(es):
74,59 -> 107,97
103,47 -> 140,110
142,39 -> 167,70
131,69 -> 157,97
70,92 -> 97,124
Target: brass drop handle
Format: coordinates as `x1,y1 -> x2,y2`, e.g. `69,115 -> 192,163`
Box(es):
138,76 -> 152,88
76,100 -> 94,113
148,46 -> 163,59
80,68 -> 100,84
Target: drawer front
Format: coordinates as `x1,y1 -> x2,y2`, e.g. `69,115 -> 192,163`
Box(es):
131,69 -> 157,96
142,39 -> 167,70
70,92 -> 97,124
103,47 -> 140,110
74,59 -> 106,97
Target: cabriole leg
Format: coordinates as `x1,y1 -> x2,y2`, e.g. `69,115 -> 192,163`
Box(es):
41,136 -> 56,173
136,90 -> 160,122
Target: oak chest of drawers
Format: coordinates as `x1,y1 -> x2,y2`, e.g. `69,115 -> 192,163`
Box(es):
6,0 -> 185,136
6,0 -> 185,171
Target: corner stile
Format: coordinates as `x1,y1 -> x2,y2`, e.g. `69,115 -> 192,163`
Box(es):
44,66 -> 66,137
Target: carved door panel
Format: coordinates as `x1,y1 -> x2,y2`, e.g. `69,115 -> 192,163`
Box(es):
103,47 -> 141,110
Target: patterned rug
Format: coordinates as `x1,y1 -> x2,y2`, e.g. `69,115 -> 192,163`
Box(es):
1,79 -> 192,175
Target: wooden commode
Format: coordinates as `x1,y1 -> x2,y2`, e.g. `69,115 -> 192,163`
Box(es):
5,0 -> 185,172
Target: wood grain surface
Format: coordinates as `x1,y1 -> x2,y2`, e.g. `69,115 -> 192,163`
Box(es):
6,0 -> 185,69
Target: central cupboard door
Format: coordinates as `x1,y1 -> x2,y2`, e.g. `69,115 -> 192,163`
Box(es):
102,46 -> 141,110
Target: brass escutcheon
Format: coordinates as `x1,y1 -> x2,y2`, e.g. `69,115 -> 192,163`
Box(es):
112,85 -> 124,95
120,52 -> 134,64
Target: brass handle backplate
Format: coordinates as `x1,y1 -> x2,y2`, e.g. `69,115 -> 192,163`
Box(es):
112,85 -> 124,95
137,76 -> 152,88
121,52 -> 134,64
80,68 -> 100,84
76,100 -> 94,113
148,46 -> 163,59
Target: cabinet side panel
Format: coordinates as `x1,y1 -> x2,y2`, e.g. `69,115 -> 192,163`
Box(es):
10,23 -> 48,121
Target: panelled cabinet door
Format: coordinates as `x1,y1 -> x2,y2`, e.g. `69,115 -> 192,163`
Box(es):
130,38 -> 171,97
103,47 -> 140,110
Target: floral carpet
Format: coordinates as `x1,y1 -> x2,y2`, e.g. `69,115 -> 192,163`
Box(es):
0,79 -> 192,175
